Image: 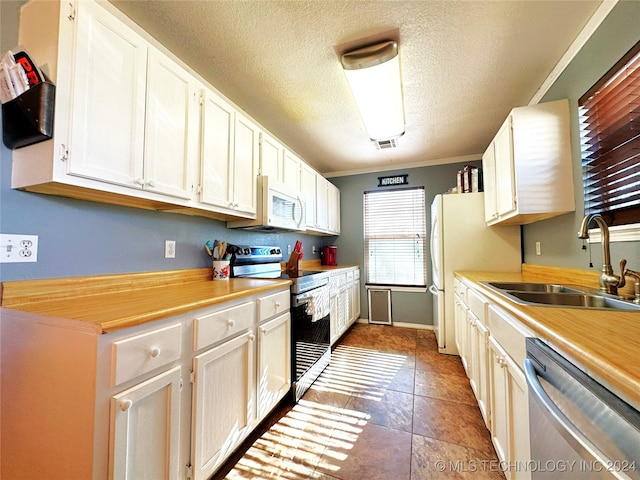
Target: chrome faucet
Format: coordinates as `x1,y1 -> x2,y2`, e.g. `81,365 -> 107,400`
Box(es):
623,268 -> 640,305
578,213 -> 626,295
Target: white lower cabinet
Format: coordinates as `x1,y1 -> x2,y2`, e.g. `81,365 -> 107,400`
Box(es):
191,331 -> 256,480
0,285 -> 291,480
329,267 -> 360,345
110,366 -> 183,480
257,313 -> 291,419
455,278 -> 532,480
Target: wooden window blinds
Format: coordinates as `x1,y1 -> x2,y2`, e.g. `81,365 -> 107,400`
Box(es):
579,41 -> 640,227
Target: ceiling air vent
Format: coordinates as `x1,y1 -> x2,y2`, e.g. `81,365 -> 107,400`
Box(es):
373,137 -> 399,150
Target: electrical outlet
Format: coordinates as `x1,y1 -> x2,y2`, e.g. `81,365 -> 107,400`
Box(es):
312,246 -> 317,254
287,244 -> 292,255
535,241 -> 541,256
165,240 -> 176,258
0,234 -> 38,263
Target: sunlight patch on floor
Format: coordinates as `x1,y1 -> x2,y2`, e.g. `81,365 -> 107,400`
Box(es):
226,345 -> 408,479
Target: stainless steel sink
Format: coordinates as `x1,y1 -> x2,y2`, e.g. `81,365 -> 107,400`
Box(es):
486,282 -> 585,294
506,291 -> 640,310
480,281 -> 640,311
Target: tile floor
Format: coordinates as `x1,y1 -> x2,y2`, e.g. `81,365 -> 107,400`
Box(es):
217,324 -> 505,480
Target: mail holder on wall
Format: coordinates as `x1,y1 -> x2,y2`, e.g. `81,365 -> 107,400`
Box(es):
2,81 -> 55,150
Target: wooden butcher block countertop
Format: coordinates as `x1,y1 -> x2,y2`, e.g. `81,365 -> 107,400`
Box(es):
456,265 -> 640,410
0,268 -> 291,333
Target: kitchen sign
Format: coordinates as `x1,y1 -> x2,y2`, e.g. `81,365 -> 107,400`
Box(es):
378,174 -> 408,187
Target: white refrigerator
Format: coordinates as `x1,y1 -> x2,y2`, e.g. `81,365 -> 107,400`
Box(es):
429,193 -> 521,354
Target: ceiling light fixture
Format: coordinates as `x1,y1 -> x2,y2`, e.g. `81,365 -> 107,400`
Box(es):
341,40 -> 405,142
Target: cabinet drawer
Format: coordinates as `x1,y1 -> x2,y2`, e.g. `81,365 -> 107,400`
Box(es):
454,279 -> 468,302
193,301 -> 255,351
257,290 -> 290,323
467,288 -> 487,324
487,304 -> 533,369
111,323 -> 182,386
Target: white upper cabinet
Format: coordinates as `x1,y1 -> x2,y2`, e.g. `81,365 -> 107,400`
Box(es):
282,149 -> 302,191
144,49 -> 199,199
199,92 -> 258,218
66,0 -> 148,187
232,112 -> 260,216
13,0 -> 197,204
482,99 -> 574,226
11,0 -> 337,232
301,162 -> 318,229
199,90 -> 235,210
327,180 -> 341,235
259,131 -> 284,179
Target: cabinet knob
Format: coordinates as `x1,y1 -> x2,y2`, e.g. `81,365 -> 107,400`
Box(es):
147,179 -> 156,188
261,328 -> 267,334
149,347 -> 161,358
227,319 -> 236,328
135,177 -> 145,186
249,334 -> 255,342
120,399 -> 133,411
274,301 -> 281,308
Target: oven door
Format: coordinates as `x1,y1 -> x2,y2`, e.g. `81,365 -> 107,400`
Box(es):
290,285 -> 330,401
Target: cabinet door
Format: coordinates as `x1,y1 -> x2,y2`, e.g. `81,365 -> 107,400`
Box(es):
482,143 -> 497,222
200,90 -> 234,209
488,336 -> 530,480
475,319 -> 491,429
233,112 -> 259,216
144,49 -> 196,199
301,163 -> 318,228
191,331 -> 255,480
454,294 -> 468,371
327,181 -> 341,234
505,354 -> 531,480
68,0 -> 147,186
330,293 -> 340,345
257,313 -> 291,420
494,118 -> 517,217
283,149 -> 301,191
316,175 -> 329,231
349,276 -> 361,325
488,336 -> 509,468
259,132 -> 283,179
110,366 -> 182,480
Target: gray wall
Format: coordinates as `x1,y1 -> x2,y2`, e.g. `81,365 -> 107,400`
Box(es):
330,161 -> 482,326
0,1 -> 329,282
523,1 -> 640,270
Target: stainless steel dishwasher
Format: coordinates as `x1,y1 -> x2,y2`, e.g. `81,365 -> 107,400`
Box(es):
524,338 -> 640,480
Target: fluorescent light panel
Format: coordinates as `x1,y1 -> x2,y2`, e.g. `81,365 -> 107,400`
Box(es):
342,41 -> 405,141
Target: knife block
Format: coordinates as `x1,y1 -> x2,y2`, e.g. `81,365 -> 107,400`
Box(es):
286,251 -> 300,277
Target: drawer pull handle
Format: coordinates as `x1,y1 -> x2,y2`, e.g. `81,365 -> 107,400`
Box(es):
120,399 -> 133,411
274,301 -> 281,308
227,319 -> 236,328
149,347 -> 161,358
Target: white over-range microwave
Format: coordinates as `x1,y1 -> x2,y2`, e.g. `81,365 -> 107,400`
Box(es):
227,175 -> 306,232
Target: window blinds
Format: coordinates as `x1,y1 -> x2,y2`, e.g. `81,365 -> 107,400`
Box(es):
363,187 -> 427,287
579,41 -> 640,227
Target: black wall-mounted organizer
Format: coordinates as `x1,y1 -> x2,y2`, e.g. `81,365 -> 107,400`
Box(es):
2,81 -> 55,150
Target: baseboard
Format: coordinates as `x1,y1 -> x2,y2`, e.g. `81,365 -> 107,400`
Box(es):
356,318 -> 434,330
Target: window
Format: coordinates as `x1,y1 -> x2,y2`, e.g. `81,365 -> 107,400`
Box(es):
579,40 -> 640,227
363,187 -> 427,287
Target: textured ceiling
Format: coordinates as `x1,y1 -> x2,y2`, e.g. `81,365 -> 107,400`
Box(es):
109,0 -> 602,176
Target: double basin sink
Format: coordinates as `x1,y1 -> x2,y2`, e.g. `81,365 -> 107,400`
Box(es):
481,282 -> 640,311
